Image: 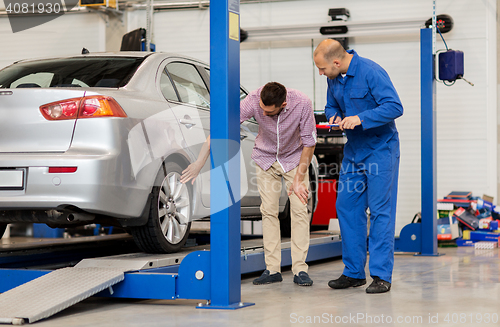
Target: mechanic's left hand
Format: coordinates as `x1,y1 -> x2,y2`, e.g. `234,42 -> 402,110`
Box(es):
338,115 -> 361,130
288,180 -> 309,205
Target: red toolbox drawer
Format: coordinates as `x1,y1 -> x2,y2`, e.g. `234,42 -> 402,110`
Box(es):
312,179 -> 337,225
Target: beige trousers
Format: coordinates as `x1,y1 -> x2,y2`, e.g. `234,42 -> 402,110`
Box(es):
256,161 -> 310,275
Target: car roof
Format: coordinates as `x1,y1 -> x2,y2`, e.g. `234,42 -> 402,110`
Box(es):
13,52 -> 207,66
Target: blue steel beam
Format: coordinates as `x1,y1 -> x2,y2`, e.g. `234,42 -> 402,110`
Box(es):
208,0 -> 250,309
420,28 -> 439,256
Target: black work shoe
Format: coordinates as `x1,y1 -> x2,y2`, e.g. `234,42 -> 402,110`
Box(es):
253,270 -> 283,285
366,277 -> 391,294
293,271 -> 313,286
328,274 -> 366,289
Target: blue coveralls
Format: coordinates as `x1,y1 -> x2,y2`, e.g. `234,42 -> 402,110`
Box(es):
325,50 -> 403,283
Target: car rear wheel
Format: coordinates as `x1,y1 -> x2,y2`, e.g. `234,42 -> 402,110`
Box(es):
279,179 -> 315,238
131,162 -> 192,253
0,224 -> 6,239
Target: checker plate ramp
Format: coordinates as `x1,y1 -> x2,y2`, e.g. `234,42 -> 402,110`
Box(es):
0,267 -> 124,324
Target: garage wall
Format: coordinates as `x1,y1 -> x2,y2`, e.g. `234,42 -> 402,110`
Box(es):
0,12 -> 106,69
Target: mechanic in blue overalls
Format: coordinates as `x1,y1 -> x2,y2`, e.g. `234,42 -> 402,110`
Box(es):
313,39 -> 403,294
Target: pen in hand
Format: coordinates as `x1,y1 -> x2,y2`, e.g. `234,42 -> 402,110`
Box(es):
329,112 -> 338,132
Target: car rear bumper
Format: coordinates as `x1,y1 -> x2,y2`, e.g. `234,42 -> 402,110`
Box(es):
0,151 -> 151,219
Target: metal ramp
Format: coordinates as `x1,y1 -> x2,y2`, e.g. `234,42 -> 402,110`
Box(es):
0,268 -> 124,324
0,248 -> 204,324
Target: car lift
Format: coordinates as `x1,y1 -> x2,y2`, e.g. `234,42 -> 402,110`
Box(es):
0,234 -> 341,324
0,1 -> 342,324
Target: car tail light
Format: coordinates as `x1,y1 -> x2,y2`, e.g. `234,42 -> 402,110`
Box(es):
40,96 -> 127,120
79,96 -> 127,118
40,98 -> 80,120
48,167 -> 78,173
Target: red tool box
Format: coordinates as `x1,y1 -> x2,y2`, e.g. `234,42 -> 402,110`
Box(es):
312,179 -> 337,225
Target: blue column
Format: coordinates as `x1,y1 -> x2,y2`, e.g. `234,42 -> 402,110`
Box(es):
208,0 -> 244,308
420,28 -> 438,255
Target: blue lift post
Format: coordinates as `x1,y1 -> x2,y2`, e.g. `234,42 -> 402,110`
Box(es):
200,0 -> 253,309
419,27 -> 439,256
394,27 -> 440,255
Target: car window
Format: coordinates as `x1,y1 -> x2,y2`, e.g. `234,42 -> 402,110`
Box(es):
238,88 -> 257,124
203,67 -> 249,103
204,67 -> 255,123
0,57 -> 145,88
10,72 -> 52,88
160,70 -> 179,102
166,62 -> 210,108
240,88 -> 248,101
71,78 -> 89,87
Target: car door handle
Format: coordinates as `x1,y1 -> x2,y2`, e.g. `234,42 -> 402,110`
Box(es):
179,119 -> 196,128
240,134 -> 247,140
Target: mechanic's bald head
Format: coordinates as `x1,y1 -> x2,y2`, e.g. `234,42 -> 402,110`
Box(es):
314,39 -> 346,62
313,39 -> 352,80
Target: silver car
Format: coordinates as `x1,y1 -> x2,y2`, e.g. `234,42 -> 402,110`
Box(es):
0,52 -> 319,253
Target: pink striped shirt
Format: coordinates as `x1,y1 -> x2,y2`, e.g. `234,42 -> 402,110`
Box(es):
240,86 -> 317,173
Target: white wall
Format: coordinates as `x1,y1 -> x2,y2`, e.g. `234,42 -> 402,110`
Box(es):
0,12 -> 106,69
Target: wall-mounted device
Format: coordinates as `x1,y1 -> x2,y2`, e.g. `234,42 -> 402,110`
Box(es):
431,15 -> 473,86
438,50 -> 463,82
328,8 -> 350,21
319,26 -> 348,35
425,14 -> 454,33
319,8 -> 351,49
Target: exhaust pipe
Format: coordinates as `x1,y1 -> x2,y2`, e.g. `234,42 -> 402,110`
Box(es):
66,212 -> 95,222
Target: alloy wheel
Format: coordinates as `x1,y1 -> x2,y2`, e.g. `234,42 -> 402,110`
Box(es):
158,172 -> 191,244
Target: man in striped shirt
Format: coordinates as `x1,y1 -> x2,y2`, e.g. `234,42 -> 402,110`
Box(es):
241,82 -> 317,286
181,82 -> 317,286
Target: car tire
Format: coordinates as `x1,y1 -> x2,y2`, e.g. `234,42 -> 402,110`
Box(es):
0,224 -> 6,239
131,162 -> 192,253
279,179 -> 316,238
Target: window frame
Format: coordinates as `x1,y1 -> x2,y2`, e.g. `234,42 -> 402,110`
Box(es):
160,60 -> 211,111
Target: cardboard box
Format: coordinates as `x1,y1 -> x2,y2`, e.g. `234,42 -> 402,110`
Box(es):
437,215 -> 460,240
453,207 -> 479,230
437,224 -> 452,240
456,238 -> 475,247
469,231 -> 500,242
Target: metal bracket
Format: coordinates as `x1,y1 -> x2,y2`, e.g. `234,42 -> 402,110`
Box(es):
176,250 -> 211,300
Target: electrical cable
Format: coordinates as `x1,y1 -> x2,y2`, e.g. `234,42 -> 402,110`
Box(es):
436,27 -> 448,51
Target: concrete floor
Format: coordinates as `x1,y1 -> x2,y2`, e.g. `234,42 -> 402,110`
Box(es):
26,246 -> 500,327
